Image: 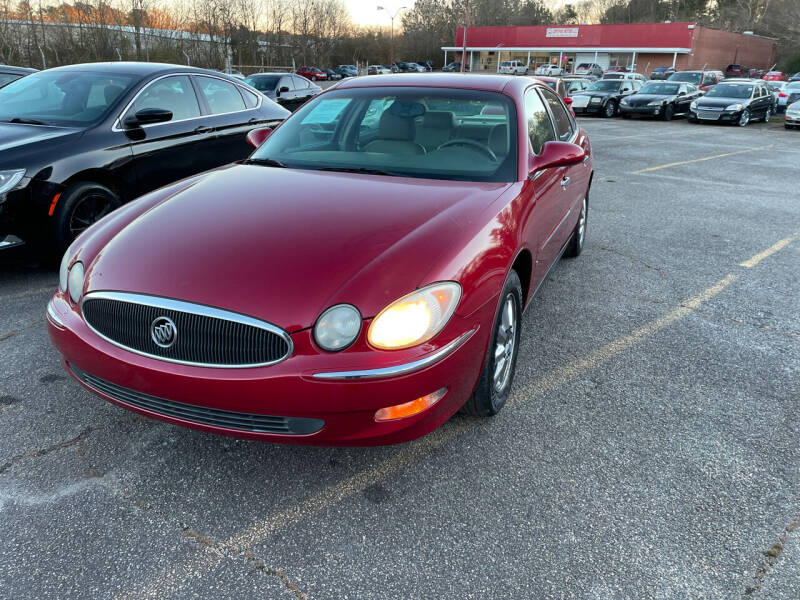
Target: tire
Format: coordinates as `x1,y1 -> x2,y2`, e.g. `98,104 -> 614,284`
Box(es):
51,181 -> 121,254
738,109 -> 750,127
461,270 -> 522,417
662,104 -> 674,121
603,100 -> 617,118
763,107 -> 772,122
311,75 -> 316,81
564,196 -> 587,258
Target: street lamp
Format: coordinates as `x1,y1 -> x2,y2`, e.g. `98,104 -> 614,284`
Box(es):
377,5 -> 406,67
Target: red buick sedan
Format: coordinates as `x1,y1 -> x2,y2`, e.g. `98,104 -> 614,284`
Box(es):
48,74 -> 593,446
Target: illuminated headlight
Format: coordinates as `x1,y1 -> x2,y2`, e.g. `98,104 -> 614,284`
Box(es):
314,304 -> 362,351
726,103 -> 743,111
787,109 -> 800,116
0,169 -> 25,202
690,100 -> 698,110
368,282 -> 461,350
67,261 -> 84,304
590,97 -> 602,103
647,100 -> 665,106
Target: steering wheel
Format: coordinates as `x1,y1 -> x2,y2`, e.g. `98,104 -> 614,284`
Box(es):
437,138 -> 498,161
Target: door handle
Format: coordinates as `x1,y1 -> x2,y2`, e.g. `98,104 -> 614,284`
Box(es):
194,125 -> 212,134
560,176 -> 571,187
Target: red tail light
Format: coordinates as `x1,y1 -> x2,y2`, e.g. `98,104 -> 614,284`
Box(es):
779,92 -> 787,97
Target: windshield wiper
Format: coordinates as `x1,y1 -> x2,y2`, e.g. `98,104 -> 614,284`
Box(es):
3,117 -> 48,125
316,167 -> 400,177
243,157 -> 287,168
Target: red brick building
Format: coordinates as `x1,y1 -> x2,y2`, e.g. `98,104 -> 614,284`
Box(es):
442,22 -> 777,74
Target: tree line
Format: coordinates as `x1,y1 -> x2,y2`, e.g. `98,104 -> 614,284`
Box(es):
1,0 -> 797,73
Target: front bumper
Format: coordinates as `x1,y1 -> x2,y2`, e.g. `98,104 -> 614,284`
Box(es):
572,102 -> 604,115
689,108 -> 742,123
785,114 -> 800,125
619,104 -> 663,116
47,293 -> 492,446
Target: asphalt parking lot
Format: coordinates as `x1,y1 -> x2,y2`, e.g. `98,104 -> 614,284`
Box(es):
1,115 -> 799,599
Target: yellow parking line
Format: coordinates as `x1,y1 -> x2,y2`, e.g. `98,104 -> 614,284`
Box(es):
739,232 -> 800,268
631,145 -> 773,174
118,234 -> 796,599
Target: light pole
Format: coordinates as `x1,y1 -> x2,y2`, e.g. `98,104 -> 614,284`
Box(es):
377,5 -> 406,68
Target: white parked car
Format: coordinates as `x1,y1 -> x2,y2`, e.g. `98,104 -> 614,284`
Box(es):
785,99 -> 800,129
368,65 -> 392,75
499,60 -> 529,75
574,63 -> 603,77
535,64 -> 566,76
602,72 -> 648,84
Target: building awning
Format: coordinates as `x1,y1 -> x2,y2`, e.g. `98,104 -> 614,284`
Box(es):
441,47 -> 691,53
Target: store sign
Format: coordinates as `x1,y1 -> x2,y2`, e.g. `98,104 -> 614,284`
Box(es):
546,27 -> 579,38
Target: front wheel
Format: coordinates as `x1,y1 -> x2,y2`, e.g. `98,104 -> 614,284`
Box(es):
738,109 -> 750,127
51,181 -> 121,254
662,104 -> 674,121
461,270 -> 522,417
763,107 -> 772,122
311,75 -> 317,81
603,100 -> 617,118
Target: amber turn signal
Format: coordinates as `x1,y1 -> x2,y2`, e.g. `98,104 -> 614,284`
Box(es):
374,388 -> 447,422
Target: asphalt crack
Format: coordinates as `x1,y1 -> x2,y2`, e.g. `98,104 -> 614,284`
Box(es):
1,318 -> 45,342
180,528 -> 306,598
745,516 -> 800,596
0,426 -> 103,475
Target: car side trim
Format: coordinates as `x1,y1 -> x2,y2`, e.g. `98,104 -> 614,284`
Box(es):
312,329 -> 477,380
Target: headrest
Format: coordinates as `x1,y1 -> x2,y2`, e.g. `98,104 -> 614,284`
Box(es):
378,111 -> 416,141
423,111 -> 455,129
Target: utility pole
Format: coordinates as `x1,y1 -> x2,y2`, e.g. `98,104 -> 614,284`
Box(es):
461,0 -> 469,72
377,5 -> 406,67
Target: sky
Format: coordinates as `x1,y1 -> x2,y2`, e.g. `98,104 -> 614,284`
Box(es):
345,0 -> 570,26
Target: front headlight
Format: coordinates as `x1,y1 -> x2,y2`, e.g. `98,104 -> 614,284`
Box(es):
647,100 -> 665,106
726,103 -> 743,111
690,100 -> 698,110
0,169 -> 25,200
58,251 -> 70,292
67,261 -> 84,304
620,98 -> 629,104
368,282 -> 461,350
590,97 -> 602,103
314,304 -> 362,351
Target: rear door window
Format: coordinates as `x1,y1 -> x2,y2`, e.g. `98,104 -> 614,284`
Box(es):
196,76 -> 246,114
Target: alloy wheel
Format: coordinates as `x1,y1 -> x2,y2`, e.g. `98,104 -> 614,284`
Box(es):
739,109 -> 750,127
493,294 -> 517,393
69,193 -> 114,238
576,197 -> 587,249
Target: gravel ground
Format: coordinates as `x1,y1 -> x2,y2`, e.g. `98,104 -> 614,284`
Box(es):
1,114 -> 798,599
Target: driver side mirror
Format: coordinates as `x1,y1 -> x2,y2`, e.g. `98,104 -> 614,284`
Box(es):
279,86 -> 290,93
122,107 -> 173,128
529,141 -> 586,176
246,127 -> 273,148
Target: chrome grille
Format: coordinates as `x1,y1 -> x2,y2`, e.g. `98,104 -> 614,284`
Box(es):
81,292 -> 292,368
697,110 -> 721,120
72,365 -> 323,435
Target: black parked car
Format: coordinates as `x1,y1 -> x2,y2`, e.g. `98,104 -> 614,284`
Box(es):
688,79 -> 774,126
244,72 -> 321,110
569,78 -> 643,117
0,65 -> 37,89
0,62 -> 289,253
649,66 -> 676,80
619,81 -> 702,120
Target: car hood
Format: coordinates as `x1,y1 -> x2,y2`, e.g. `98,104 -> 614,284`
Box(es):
625,93 -> 674,105
0,123 -> 83,158
697,96 -> 745,108
84,165 -> 509,331
574,90 -> 616,99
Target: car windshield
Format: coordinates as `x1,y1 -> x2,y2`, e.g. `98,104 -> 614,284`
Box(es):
706,83 -> 753,98
603,74 -> 623,80
669,72 -> 702,83
787,82 -> 800,90
0,70 -> 136,126
245,75 -> 282,91
587,80 -> 621,92
640,83 -> 680,95
250,87 -> 518,183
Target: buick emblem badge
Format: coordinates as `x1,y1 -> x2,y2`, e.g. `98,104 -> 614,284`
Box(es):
150,316 -> 177,348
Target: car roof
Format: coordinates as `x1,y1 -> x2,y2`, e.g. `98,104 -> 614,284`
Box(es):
335,73 -> 517,92
41,61 -> 228,78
